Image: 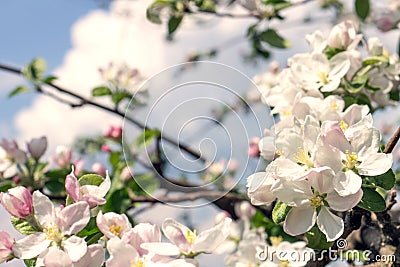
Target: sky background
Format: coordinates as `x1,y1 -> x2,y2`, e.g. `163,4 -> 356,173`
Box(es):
1,0 -> 400,266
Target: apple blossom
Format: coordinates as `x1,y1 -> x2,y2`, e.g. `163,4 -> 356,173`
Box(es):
96,211 -> 132,239
327,20 -> 361,50
0,186 -> 33,218
142,217 -> 232,257
122,223 -> 161,257
318,121 -> 393,196
105,125 -> 122,140
65,168 -> 111,208
13,191 -> 90,263
0,231 -> 13,263
272,168 -> 363,241
248,137 -> 261,157
27,136 -> 47,160
54,145 -> 72,168
0,139 -> 27,164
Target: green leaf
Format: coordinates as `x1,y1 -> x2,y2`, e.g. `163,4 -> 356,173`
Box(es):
135,129 -> 161,148
345,76 -> 367,94
78,174 -> 104,186
305,226 -> 334,249
42,75 -> 57,84
168,15 -> 183,36
8,86 -> 29,98
109,151 -> 121,169
0,180 -> 14,192
260,29 -> 291,49
24,259 -> 36,267
23,58 -> 47,83
362,56 -> 389,66
147,1 -> 170,24
272,201 -> 291,224
77,217 -> 100,237
92,86 -> 112,97
111,91 -> 132,105
355,0 -> 370,21
103,188 -> 131,213
44,180 -> 65,195
11,217 -> 38,235
324,46 -> 345,60
358,187 -> 386,212
250,210 -> 276,230
133,173 -> 159,195
45,168 -> 70,180
86,232 -> 103,245
365,169 -> 396,190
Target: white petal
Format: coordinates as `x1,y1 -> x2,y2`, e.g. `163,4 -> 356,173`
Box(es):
106,238 -> 138,266
33,191 -> 55,228
140,242 -> 180,256
246,172 -> 268,193
309,168 -> 335,194
13,233 -> 50,259
317,207 -> 344,242
62,236 -> 87,262
59,201 -> 90,235
314,144 -> 342,173
333,171 -> 362,196
193,217 -> 231,253
43,247 -> 73,267
358,153 -> 393,176
162,219 -> 191,252
283,206 -> 316,236
326,189 -> 363,211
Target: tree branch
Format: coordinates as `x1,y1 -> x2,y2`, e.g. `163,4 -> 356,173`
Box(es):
0,63 -> 205,161
384,126 -> 400,153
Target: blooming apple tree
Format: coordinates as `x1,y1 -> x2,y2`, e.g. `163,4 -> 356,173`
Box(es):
1,1 -> 400,267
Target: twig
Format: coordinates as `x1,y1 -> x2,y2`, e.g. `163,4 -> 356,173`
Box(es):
0,63 -> 205,161
384,126 -> 400,153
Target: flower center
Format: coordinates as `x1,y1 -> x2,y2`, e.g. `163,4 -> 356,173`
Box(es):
344,150 -> 358,169
330,99 -> 338,110
282,108 -> 292,117
109,224 -> 123,237
309,196 -> 324,209
294,147 -> 314,168
319,72 -> 329,85
130,260 -> 144,267
43,225 -> 63,243
185,229 -> 197,245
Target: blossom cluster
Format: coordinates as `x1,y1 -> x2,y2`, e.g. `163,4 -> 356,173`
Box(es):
247,20 -> 397,242
0,169 -> 233,266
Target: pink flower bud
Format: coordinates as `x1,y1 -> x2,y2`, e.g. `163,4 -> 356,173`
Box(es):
74,159 -> 84,176
101,145 -> 111,153
234,201 -> 256,220
54,146 -> 72,168
92,163 -> 106,177
0,230 -> 13,263
104,125 -> 122,140
121,166 -> 133,181
0,186 -> 33,218
248,137 -> 261,157
27,136 -> 47,160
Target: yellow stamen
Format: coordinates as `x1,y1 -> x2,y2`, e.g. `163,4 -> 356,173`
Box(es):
345,150 -> 358,169
110,225 -> 122,237
340,120 -> 348,132
270,236 -> 283,247
309,196 -> 324,209
294,147 -> 314,168
319,72 -> 329,84
130,260 -> 144,267
43,225 -> 63,243
282,109 -> 292,117
185,229 -> 197,245
276,149 -> 285,156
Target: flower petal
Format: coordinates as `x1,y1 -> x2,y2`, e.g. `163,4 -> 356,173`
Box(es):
59,201 -> 90,235
106,238 -> 138,267
162,218 -> 191,252
43,247 -> 73,267
317,207 -> 344,242
140,242 -> 180,256
65,172 -> 80,202
358,153 -> 393,176
13,232 -> 50,259
33,191 -> 55,228
333,171 -> 362,196
62,236 -> 87,262
194,217 -> 232,253
73,244 -> 104,267
326,189 -> 363,212
283,206 -> 316,236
